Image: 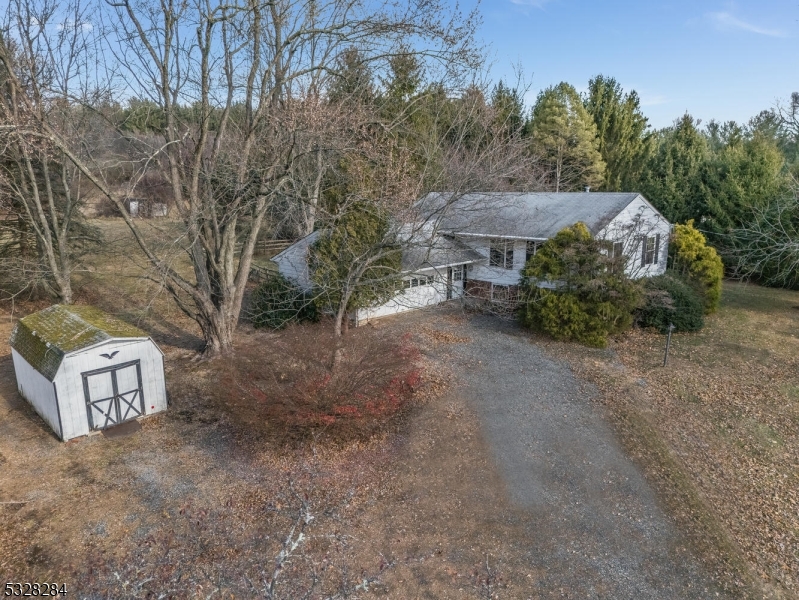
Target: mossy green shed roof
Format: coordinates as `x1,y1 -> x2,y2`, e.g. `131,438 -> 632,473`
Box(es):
10,305 -> 149,381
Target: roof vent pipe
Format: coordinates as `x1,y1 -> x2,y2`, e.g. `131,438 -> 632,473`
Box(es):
585,186 -> 591,193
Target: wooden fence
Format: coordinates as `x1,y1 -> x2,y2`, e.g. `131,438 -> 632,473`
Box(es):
253,239 -> 293,256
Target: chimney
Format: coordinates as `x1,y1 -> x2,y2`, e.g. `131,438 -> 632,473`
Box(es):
585,186 -> 591,193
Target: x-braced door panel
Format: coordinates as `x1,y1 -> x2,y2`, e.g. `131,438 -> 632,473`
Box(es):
82,360 -> 145,431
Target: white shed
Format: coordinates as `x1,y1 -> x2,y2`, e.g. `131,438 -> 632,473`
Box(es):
9,305 -> 167,441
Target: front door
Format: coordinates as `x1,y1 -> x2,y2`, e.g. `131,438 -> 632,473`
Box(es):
447,268 -> 453,300
82,360 -> 145,431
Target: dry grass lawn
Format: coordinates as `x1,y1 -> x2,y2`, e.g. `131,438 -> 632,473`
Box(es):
0,219 -> 530,598
545,281 -> 799,599
0,219 -> 797,598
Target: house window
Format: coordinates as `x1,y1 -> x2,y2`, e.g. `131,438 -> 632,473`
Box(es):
404,274 -> 434,288
491,284 -> 510,302
612,242 -> 624,259
526,241 -> 540,264
489,239 -> 514,269
640,234 -> 660,266
452,266 -> 463,281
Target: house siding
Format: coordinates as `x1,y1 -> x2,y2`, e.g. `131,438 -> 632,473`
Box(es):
11,349 -> 62,439
355,268 -> 459,324
273,232 -> 318,290
460,238 -> 529,287
597,196 -> 670,279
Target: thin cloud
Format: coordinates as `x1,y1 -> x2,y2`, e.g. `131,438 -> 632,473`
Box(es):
57,20 -> 93,32
708,11 -> 786,37
640,94 -> 668,107
510,0 -> 557,9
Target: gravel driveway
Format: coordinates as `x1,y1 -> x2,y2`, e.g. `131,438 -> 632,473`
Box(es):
427,313 -> 727,599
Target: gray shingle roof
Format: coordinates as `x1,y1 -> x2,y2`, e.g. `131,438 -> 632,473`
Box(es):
278,228 -> 482,276
417,192 -> 647,239
402,234 -> 482,271
10,305 -> 148,381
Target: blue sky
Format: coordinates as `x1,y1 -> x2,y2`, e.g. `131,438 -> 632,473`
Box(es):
472,0 -> 797,129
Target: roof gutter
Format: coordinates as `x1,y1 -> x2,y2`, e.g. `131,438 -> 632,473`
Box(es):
450,232 -> 549,241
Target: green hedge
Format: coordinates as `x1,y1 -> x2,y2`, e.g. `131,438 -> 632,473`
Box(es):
519,223 -> 642,348
251,274 -> 317,329
637,274 -> 705,333
670,220 -> 724,314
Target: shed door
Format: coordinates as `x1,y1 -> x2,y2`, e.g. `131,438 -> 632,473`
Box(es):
82,360 -> 145,430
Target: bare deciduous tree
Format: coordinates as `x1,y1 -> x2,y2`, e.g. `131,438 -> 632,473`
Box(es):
729,182 -> 799,288
0,0 -> 481,356
0,0 -> 99,303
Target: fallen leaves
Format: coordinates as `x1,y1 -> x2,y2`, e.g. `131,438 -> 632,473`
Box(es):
548,282 -> 799,597
420,326 -> 471,345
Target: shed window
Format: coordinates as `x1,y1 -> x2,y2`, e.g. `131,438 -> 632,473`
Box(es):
640,234 -> 661,266
490,239 -> 514,269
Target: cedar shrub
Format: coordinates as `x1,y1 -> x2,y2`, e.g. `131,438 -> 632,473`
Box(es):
251,273 -> 317,329
519,222 -> 642,348
637,273 -> 705,333
670,220 -> 724,314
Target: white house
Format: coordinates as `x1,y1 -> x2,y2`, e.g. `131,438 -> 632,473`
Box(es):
417,191 -> 671,304
272,227 -> 483,324
273,191 -> 671,322
9,305 -> 168,441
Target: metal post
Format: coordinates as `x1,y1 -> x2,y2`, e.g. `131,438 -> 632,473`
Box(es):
663,322 -> 675,367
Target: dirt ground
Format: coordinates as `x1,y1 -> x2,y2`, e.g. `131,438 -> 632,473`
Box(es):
0,223 -> 791,598
2,304 -> 513,598
0,303 -> 725,599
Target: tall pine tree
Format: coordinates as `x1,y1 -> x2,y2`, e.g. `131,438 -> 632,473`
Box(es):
490,80 -> 525,139
639,114 -> 709,224
584,75 -> 651,191
529,82 -> 605,192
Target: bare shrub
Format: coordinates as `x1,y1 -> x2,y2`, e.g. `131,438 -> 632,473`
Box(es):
209,324 -> 422,445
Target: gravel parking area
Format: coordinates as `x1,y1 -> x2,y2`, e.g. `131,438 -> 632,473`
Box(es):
424,312 -> 727,599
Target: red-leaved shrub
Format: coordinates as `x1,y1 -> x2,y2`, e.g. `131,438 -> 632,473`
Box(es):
210,324 -> 422,444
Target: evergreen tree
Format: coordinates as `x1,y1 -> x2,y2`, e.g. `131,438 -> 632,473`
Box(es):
120,98 -> 166,133
584,75 -> 651,191
380,51 -> 424,118
310,203 -> 402,336
529,82 -> 605,192
702,132 -> 786,236
670,220 -> 724,314
519,222 -> 641,348
450,84 -> 491,151
705,119 -> 744,153
490,80 -> 525,139
639,114 -> 709,224
328,48 -> 375,105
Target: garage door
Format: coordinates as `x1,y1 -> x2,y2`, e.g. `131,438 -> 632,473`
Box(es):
82,360 -> 145,431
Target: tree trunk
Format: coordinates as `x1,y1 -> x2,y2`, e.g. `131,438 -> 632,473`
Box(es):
331,287 -> 354,370
196,303 -> 236,358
